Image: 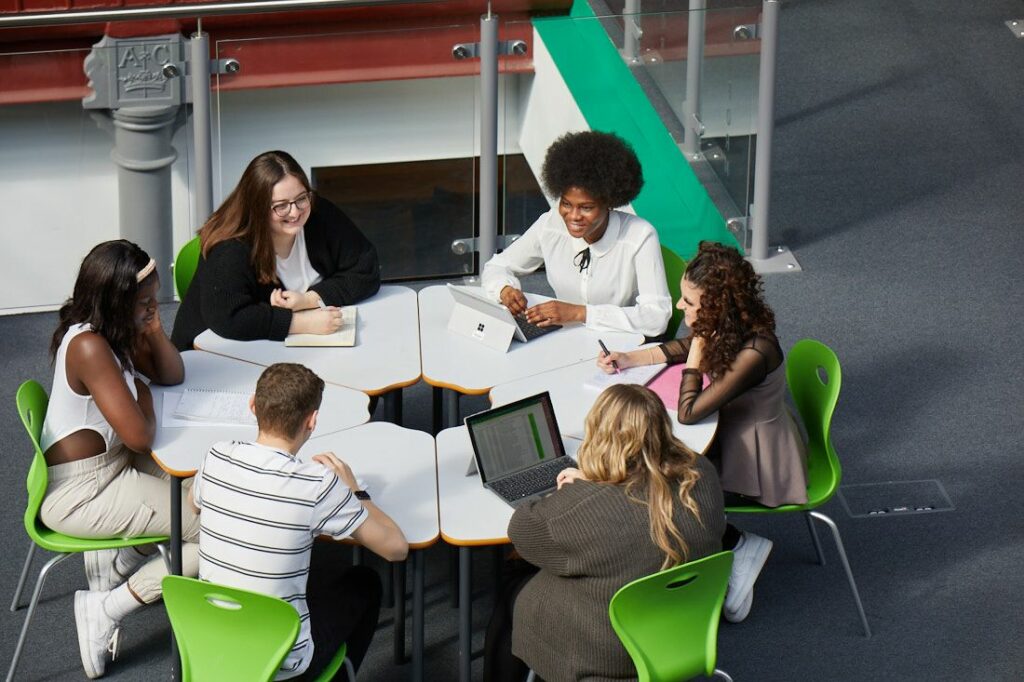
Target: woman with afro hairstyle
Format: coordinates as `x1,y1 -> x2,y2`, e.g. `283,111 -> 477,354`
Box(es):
481,130 -> 672,337
598,241 -> 809,623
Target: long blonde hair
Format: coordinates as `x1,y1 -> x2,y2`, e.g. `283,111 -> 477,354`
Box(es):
576,384 -> 704,569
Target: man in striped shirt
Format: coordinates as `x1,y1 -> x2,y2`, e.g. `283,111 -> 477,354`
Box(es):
191,363 -> 408,680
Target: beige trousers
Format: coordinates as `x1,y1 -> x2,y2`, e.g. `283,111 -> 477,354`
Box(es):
40,443 -> 199,603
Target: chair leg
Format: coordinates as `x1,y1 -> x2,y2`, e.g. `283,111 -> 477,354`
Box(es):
6,552 -> 74,682
809,511 -> 872,638
804,511 -> 826,566
343,657 -> 357,681
713,668 -> 734,682
525,671 -> 536,682
10,541 -> 36,612
156,542 -> 171,573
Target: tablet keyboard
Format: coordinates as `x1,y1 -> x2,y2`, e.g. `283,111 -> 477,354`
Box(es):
489,458 -> 575,503
514,314 -> 562,341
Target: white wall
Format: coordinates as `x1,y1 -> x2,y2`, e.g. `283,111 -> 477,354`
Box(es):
0,73 -> 526,314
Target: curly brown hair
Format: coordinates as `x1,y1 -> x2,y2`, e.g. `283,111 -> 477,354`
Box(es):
684,241 -> 776,378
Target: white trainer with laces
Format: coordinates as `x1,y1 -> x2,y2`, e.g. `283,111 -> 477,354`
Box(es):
84,548 -> 146,592
74,590 -> 121,679
723,531 -> 773,622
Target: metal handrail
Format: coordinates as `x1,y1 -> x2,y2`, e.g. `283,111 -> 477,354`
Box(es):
0,0 -> 439,29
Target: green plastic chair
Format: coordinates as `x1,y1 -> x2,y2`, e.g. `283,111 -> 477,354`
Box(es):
661,245 -> 686,340
608,551 -> 735,682
724,339 -> 871,637
174,236 -> 201,300
7,380 -> 169,682
162,575 -> 356,682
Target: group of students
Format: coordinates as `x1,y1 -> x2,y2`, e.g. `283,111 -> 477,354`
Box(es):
36,131 -> 808,681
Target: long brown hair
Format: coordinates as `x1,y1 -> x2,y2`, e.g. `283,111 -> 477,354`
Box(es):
576,384 -> 704,569
199,150 -> 313,285
51,240 -> 153,369
685,241 -> 776,378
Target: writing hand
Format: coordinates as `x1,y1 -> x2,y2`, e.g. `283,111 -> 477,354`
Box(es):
596,350 -> 628,374
293,307 -> 343,335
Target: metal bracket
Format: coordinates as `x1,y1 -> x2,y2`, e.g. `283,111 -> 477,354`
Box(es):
689,112 -> 705,137
747,245 -> 802,274
1007,19 -> 1024,38
451,234 -> 520,256
161,58 -> 239,79
452,40 -> 527,60
733,23 -> 759,40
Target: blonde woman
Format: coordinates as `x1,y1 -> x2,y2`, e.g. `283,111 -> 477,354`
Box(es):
483,385 -> 726,682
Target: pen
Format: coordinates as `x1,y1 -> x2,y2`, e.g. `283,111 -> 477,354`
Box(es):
598,339 -> 620,374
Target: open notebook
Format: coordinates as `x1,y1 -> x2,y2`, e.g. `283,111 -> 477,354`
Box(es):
285,307 -> 357,347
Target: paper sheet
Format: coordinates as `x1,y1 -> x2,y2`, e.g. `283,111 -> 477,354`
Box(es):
170,389 -> 257,426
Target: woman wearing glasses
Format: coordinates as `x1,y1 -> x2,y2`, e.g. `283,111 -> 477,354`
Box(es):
171,150 -> 380,350
480,130 -> 672,338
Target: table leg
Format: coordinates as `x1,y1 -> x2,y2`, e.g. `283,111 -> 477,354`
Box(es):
432,386 -> 443,435
352,546 -> 363,566
393,560 -> 407,665
458,547 -> 472,682
445,389 -> 460,429
170,476 -> 183,682
412,550 -> 425,682
449,545 -> 459,608
383,389 -> 404,426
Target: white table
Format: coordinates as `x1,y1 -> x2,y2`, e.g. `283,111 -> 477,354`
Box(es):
148,351 -> 370,574
305,422 -> 438,681
418,285 -> 644,431
489,358 -> 719,454
194,285 -> 421,423
436,426 -> 580,682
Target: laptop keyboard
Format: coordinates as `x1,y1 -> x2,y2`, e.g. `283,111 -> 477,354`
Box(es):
490,458 -> 576,503
514,314 -> 562,341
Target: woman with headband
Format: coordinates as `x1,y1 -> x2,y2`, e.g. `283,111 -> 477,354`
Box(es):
480,130 -> 672,338
40,240 -> 199,679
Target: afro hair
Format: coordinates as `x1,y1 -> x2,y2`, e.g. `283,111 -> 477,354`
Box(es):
540,130 -> 643,208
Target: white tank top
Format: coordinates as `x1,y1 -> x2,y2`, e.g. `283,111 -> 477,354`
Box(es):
40,323 -> 138,454
275,227 -> 323,293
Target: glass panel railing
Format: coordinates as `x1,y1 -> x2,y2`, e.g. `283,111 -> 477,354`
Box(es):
214,23 -> 490,282
0,42 -> 195,312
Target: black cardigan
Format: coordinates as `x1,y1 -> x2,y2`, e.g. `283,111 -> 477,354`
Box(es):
171,198 -> 380,350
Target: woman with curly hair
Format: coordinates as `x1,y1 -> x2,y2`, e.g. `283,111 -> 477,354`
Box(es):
483,384 -> 724,682
171,150 -> 380,350
481,130 -> 672,337
598,240 -> 808,622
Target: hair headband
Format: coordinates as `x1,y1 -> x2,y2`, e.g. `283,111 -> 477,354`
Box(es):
136,258 -> 156,282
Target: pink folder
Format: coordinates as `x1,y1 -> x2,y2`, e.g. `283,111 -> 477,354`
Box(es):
646,364 -> 710,411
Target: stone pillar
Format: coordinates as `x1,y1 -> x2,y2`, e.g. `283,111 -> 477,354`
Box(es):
83,34 -> 187,300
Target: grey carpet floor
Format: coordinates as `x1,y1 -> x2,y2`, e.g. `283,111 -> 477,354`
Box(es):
3,0 -> 1024,680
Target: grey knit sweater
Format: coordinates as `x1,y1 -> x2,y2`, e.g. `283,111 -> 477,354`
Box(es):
509,455 -> 725,682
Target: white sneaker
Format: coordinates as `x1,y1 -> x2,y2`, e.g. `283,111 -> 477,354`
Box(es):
723,586 -> 754,623
74,590 -> 121,679
85,548 -> 146,592
724,532 -> 772,617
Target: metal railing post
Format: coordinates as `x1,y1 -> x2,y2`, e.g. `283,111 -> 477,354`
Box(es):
478,5 -> 499,268
682,0 -> 706,158
623,0 -> 641,64
748,0 -> 800,272
190,21 -> 214,228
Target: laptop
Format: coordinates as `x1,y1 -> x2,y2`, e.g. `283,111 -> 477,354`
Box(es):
465,392 -> 577,507
447,284 -> 561,353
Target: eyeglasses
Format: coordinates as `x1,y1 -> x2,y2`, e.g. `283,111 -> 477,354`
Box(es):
270,191 -> 312,217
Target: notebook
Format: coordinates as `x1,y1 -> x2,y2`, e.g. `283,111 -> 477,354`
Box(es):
583,363 -> 666,391
173,389 -> 257,426
285,307 -> 357,347
465,392 -> 575,507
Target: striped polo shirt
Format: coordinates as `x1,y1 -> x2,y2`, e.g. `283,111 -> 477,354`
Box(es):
192,440 -> 367,680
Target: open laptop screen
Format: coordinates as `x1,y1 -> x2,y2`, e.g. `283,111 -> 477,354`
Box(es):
465,392 -> 565,483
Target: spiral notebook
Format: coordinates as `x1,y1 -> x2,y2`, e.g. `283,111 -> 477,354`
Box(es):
285,307 -> 357,347
173,389 -> 257,426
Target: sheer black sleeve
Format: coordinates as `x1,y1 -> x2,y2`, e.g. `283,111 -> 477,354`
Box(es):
676,335 -> 783,424
658,337 -> 692,365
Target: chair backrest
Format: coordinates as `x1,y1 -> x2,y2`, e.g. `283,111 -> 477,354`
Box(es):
162,575 -> 300,682
16,380 -> 51,540
660,245 -> 686,340
786,338 -> 843,506
608,551 -> 733,682
174,236 -> 201,300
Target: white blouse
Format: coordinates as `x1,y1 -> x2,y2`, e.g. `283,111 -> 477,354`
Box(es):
481,209 -> 672,337
275,228 -> 323,293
